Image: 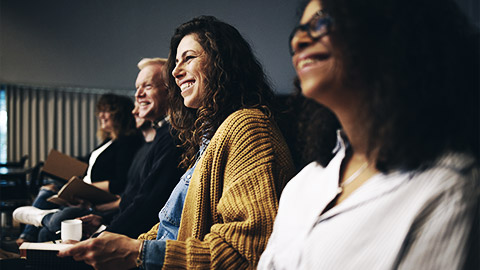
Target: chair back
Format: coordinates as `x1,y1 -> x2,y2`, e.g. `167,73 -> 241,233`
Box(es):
0,155 -> 29,168
28,161 -> 45,195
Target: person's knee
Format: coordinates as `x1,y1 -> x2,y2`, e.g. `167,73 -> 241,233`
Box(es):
38,227 -> 57,242
43,207 -> 91,233
40,184 -> 58,192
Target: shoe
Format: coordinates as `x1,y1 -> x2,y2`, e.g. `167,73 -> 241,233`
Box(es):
0,248 -> 20,259
1,239 -> 20,254
12,206 -> 59,227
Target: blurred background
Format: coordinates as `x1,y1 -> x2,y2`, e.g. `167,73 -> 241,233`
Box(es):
0,0 -> 478,166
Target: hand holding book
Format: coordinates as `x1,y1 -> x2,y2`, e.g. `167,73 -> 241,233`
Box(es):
47,176 -> 118,206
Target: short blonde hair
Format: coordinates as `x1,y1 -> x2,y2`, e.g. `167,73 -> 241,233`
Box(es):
137,57 -> 167,70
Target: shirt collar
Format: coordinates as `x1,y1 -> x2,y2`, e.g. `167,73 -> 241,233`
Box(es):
332,129 -> 349,155
153,116 -> 169,129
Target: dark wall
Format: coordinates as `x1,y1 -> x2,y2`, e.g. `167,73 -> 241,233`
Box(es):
0,0 -> 298,93
0,0 -> 477,94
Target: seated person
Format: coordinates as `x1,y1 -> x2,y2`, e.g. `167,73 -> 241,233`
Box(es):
14,93 -> 143,242
258,0 -> 480,269
79,100 -> 157,238
80,59 -> 184,238
58,16 -> 295,269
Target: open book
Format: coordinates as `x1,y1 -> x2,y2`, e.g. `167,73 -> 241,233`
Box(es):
42,149 -> 89,182
20,242 -> 93,270
47,176 -> 118,206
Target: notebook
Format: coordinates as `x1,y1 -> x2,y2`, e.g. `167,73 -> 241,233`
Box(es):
42,149 -> 88,182
19,242 -> 93,270
47,176 -> 118,206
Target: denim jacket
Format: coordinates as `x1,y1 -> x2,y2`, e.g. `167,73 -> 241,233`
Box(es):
142,140 -> 209,269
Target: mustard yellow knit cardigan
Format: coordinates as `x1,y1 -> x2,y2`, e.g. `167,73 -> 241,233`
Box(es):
138,108 -> 295,269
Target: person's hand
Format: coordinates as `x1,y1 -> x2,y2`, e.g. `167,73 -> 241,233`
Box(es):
62,239 -> 80,244
94,196 -> 121,212
67,197 -> 92,209
78,214 -> 103,238
41,183 -> 58,192
58,231 -> 140,270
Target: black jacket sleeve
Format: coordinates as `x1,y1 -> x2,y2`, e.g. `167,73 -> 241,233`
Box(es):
106,125 -> 184,238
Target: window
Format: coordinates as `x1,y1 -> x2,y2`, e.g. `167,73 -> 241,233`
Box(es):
0,88 -> 7,163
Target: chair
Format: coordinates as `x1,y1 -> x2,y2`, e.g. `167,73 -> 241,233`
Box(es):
28,162 -> 45,196
0,155 -> 28,168
0,161 -> 42,240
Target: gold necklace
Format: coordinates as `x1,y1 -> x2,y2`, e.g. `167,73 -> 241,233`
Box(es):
337,162 -> 369,195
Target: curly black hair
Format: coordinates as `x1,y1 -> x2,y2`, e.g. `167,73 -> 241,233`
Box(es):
275,77 -> 341,170
165,16 -> 275,168
298,0 -> 479,172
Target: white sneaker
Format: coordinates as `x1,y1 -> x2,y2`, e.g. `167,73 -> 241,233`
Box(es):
13,206 -> 60,227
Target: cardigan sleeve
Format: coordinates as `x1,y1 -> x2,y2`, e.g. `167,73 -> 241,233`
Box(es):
138,223 -> 160,240
163,110 -> 295,269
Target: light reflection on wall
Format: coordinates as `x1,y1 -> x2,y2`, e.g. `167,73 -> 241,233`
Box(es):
0,90 -> 6,163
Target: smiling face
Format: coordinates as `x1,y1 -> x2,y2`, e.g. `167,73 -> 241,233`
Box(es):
132,101 -> 147,129
97,111 -> 113,133
171,34 -> 208,109
291,0 -> 343,107
135,64 -> 167,121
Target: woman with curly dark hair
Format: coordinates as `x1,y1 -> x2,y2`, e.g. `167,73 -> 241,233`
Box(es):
259,0 -> 479,269
59,16 -> 295,269
164,16 -> 277,170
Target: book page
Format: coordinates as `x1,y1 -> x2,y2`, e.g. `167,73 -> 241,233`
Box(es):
47,176 -> 117,205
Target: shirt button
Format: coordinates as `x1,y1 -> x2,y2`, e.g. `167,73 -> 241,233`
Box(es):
187,175 -> 191,179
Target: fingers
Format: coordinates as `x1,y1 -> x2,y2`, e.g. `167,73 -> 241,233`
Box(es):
58,232 -> 138,270
79,214 -> 96,222
96,231 -> 112,238
59,239 -> 107,266
58,239 -> 92,258
78,216 -> 91,222
41,184 -> 58,192
62,239 -> 80,244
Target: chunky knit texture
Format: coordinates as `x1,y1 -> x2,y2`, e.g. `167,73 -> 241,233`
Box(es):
141,109 -> 295,269
138,223 -> 159,240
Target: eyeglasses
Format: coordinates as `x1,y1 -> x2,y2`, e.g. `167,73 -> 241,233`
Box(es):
289,10 -> 333,55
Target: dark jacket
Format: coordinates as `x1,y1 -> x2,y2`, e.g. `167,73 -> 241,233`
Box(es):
106,122 -> 184,238
86,133 -> 144,195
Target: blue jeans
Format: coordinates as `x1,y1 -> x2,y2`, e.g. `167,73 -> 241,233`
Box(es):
20,187 -> 93,242
19,188 -> 59,241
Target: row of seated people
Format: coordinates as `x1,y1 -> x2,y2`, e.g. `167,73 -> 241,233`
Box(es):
14,92 -> 183,243
12,0 -> 480,268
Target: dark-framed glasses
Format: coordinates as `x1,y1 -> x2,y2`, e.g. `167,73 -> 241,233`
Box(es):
289,10 -> 333,55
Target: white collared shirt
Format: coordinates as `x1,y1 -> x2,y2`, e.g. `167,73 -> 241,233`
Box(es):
259,133 -> 478,269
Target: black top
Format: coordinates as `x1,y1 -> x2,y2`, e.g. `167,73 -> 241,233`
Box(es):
126,141 -> 153,185
106,122 -> 184,238
85,133 -> 144,195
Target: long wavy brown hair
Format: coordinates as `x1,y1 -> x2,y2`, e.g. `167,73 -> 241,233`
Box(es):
165,16 -> 275,169
96,93 -> 137,141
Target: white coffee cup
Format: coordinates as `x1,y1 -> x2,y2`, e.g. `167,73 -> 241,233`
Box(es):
61,219 -> 82,242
